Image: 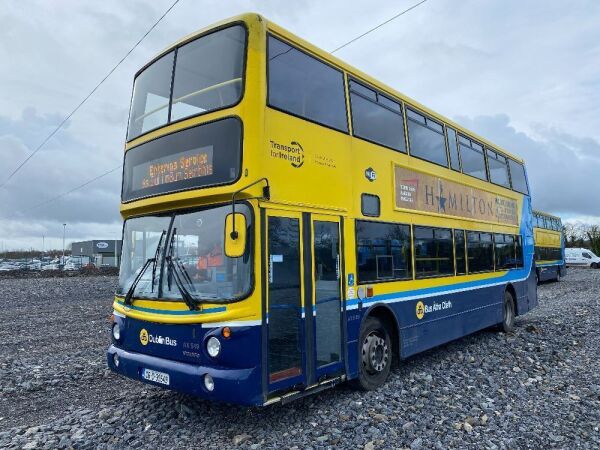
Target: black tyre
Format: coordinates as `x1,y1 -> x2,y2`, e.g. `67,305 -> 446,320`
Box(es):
555,270 -> 561,282
351,316 -> 392,391
535,270 -> 540,285
499,290 -> 516,333
592,263 -> 598,269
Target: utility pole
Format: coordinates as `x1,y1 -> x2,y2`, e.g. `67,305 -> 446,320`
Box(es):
62,223 -> 67,265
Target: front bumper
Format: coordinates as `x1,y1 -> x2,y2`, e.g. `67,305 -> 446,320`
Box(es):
107,345 -> 263,406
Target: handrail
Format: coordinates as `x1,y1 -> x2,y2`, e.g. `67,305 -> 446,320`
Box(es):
134,77 -> 242,123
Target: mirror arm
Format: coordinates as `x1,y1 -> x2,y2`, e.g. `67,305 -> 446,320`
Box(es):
231,177 -> 270,239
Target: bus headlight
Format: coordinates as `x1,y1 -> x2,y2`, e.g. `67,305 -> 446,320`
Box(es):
204,374 -> 215,392
206,337 -> 221,358
112,323 -> 121,341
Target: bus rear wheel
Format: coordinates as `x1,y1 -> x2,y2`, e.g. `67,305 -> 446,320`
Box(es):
499,290 -> 515,333
352,316 -> 392,391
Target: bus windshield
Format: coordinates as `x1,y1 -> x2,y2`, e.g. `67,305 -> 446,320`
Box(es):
127,24 -> 246,140
118,203 -> 252,303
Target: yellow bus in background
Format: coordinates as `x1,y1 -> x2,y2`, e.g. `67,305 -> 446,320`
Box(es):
108,13 -> 538,405
533,210 -> 565,282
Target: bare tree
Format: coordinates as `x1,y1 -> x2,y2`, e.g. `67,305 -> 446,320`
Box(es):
585,225 -> 600,255
563,222 -> 584,248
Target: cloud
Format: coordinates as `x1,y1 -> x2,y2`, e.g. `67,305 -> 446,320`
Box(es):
0,109 -> 121,225
455,114 -> 600,219
1,0 -> 600,250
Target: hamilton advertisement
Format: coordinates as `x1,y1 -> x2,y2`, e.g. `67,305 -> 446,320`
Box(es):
394,166 -> 518,225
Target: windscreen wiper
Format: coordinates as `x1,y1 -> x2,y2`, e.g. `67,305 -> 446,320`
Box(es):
150,230 -> 166,293
123,258 -> 154,306
165,227 -> 199,310
124,230 -> 166,305
167,256 -> 199,310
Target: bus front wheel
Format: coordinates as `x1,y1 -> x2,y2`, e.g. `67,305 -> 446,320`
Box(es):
352,316 -> 392,391
499,291 -> 516,333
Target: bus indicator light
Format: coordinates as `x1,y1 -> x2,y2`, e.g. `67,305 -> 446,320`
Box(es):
222,327 -> 232,339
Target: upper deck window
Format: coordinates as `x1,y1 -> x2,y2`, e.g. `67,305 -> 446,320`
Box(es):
508,159 -> 529,195
268,36 -> 348,132
349,79 -> 406,152
127,24 -> 247,141
459,135 -> 488,181
486,148 -> 510,188
446,127 -> 461,171
406,108 -> 448,167
128,52 -> 175,138
171,25 -> 246,121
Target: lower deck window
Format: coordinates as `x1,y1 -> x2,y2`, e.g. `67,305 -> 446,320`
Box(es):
454,229 -> 467,274
467,231 -> 494,272
515,236 -> 524,267
356,220 -> 412,282
535,246 -> 562,261
414,226 -> 454,278
494,234 -> 515,269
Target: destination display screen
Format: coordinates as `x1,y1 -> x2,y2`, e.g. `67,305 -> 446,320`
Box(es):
122,117 -> 241,202
131,146 -> 214,191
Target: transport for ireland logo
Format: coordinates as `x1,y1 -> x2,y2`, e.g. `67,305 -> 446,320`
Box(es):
269,139 -> 304,168
140,328 -> 149,346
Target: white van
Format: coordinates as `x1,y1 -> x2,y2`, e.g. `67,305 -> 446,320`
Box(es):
565,248 -> 600,268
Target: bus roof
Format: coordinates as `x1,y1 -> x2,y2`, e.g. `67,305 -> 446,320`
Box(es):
144,12 -> 525,164
533,210 -> 562,220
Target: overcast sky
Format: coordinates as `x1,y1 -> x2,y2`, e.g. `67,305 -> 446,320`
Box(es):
1,0 -> 599,251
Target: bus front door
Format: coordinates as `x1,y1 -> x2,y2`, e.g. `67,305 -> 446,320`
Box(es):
265,211 -> 344,395
310,216 -> 344,381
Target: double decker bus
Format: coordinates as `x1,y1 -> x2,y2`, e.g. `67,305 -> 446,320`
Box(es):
533,210 -> 565,282
107,14 -> 538,405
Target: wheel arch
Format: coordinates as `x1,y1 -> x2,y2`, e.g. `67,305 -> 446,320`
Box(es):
505,282 -> 518,316
362,303 -> 401,361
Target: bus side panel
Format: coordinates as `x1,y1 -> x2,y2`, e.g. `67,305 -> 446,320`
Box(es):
394,284 -> 504,358
518,198 -> 537,314
345,309 -> 363,380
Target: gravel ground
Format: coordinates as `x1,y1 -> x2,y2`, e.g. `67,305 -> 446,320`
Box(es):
0,270 -> 599,449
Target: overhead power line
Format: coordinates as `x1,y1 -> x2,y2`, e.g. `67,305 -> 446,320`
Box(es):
0,0 -> 182,190
14,165 -> 122,217
330,0 -> 429,53
12,1 -> 427,217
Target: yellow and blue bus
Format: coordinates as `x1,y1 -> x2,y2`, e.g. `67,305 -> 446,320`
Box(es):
107,14 -> 538,405
533,210 -> 565,282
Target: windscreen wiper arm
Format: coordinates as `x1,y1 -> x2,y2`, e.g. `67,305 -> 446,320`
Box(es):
165,227 -> 198,310
151,230 -> 166,293
167,256 -> 199,310
123,258 -> 154,306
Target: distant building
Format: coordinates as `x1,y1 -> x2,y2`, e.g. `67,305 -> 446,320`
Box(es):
71,240 -> 122,267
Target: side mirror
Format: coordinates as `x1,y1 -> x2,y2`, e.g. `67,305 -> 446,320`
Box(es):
224,213 -> 247,258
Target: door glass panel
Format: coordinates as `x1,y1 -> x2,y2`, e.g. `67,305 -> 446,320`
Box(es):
268,217 -> 302,383
313,221 -> 341,367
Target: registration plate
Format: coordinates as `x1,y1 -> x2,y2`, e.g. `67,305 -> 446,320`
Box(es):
142,368 -> 170,386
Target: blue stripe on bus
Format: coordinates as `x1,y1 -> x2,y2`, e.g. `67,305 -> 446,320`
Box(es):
347,267 -> 531,308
